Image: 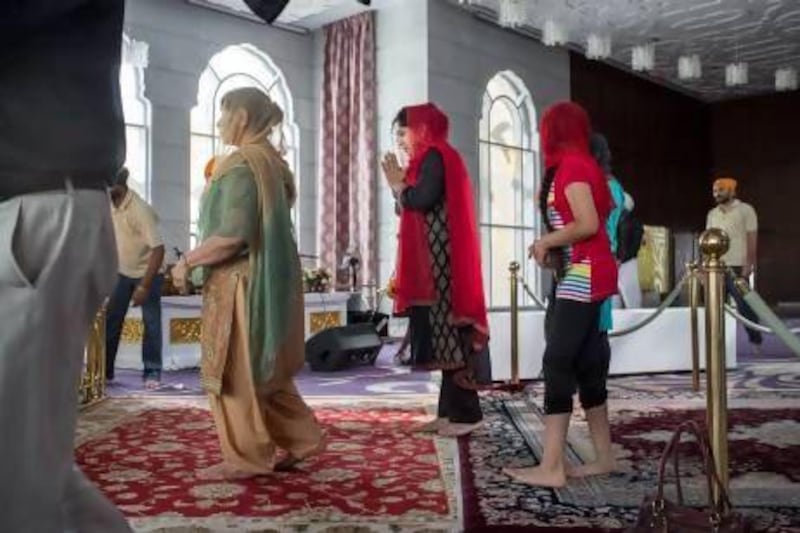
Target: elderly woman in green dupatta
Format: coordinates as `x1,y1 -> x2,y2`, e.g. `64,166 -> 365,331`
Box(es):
171,87 -> 322,480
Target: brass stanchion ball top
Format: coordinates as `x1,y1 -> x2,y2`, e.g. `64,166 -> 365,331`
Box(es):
509,261 -> 521,272
699,228 -> 730,259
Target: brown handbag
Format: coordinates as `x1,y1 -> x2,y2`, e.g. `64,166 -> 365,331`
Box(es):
628,420 -> 753,532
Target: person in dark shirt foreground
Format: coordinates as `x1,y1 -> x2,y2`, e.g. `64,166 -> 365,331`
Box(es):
0,1 -> 272,530
0,1 -> 134,530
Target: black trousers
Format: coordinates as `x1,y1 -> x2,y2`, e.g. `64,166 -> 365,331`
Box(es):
726,267 -> 762,345
436,369 -> 482,423
543,297 -> 611,415
409,306 -> 482,424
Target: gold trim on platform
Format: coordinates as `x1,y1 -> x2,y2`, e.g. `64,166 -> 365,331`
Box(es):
170,318 -> 203,344
639,225 -> 672,294
121,318 -> 145,343
309,311 -> 341,334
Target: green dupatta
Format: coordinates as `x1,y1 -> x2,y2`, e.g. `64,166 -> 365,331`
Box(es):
196,142 -> 300,385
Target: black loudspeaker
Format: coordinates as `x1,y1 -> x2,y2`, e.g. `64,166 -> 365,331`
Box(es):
243,0 -> 290,23
347,310 -> 390,337
305,323 -> 382,372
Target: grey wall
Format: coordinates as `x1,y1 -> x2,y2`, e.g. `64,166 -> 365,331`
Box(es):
375,0 -> 429,286
124,0 -> 319,258
426,0 -> 570,299
427,0 -> 570,196
373,0 -> 571,287
123,0 -> 570,285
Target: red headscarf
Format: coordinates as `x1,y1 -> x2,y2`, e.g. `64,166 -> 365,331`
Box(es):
537,101 -> 613,222
540,101 -> 591,169
393,103 -> 489,349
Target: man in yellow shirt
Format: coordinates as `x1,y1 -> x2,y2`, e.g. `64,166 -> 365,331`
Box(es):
706,177 -> 762,346
107,168 -> 166,388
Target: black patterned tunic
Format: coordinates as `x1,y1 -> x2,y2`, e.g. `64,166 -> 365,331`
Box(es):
400,149 -> 468,370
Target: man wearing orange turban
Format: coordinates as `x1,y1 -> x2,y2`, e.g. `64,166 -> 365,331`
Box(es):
706,177 -> 762,346
713,177 -> 737,193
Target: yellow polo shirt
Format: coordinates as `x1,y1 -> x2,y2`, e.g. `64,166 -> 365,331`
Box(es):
111,190 -> 163,278
706,199 -> 757,267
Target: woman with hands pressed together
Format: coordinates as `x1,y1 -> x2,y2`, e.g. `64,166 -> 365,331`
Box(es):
381,103 -> 491,438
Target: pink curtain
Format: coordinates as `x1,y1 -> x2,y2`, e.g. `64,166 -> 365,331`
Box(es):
318,12 -> 377,291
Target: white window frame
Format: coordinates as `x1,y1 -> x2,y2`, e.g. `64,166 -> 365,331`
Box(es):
189,44 -> 299,248
121,33 -> 152,200
479,70 -> 542,309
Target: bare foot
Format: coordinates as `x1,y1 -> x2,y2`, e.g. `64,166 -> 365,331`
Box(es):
503,466 -> 567,488
197,462 -> 256,481
566,460 -> 616,478
438,421 -> 483,437
410,417 -> 447,434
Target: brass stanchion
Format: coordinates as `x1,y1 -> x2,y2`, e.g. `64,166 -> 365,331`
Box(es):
81,306 -> 107,406
509,261 -> 520,387
698,228 -> 730,504
688,262 -> 701,392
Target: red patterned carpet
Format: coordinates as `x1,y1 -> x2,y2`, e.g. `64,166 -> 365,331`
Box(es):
76,397 -> 459,532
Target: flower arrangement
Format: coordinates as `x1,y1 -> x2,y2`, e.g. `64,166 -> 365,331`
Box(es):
385,276 -> 397,299
303,267 -> 332,293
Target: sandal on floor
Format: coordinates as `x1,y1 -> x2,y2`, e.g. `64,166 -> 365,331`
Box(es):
275,435 -> 327,472
274,455 -> 303,472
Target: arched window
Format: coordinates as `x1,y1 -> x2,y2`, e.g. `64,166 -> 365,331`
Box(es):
121,34 -> 151,199
190,44 -> 299,247
479,71 -> 540,308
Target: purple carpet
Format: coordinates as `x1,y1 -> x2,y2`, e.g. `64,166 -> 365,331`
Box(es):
738,319 -> 800,361
107,320 -> 798,398
106,343 -> 437,397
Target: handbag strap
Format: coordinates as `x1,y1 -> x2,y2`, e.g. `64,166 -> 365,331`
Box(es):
656,420 -> 734,513
697,423 -> 735,513
656,420 -> 697,505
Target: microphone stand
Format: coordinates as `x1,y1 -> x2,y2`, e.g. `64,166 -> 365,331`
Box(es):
348,256 -> 360,293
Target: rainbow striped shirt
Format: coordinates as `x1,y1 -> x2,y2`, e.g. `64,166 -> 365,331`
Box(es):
547,185 -> 594,303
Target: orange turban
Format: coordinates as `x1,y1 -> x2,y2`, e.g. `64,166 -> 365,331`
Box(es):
713,177 -> 737,192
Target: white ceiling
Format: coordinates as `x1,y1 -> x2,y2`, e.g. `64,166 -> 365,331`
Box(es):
187,0 -> 370,29
459,0 -> 800,101
186,0 -> 798,100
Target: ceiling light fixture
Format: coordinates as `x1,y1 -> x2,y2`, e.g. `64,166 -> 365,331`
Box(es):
631,42 -> 655,72
678,54 -> 701,80
585,33 -> 611,59
775,67 -> 798,91
542,20 -> 567,46
725,62 -> 748,86
497,0 -> 526,28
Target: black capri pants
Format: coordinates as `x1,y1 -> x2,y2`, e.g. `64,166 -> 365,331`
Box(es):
542,296 -> 611,415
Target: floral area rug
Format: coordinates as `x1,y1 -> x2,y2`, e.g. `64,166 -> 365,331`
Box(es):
76,397 -> 459,532
461,392 -> 800,532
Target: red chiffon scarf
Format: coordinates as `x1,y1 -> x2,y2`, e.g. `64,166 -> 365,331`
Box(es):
393,103 -> 489,349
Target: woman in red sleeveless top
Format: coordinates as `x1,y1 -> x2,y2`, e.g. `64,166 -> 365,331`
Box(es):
504,102 -> 618,488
